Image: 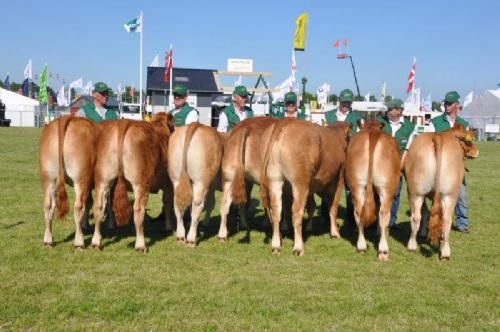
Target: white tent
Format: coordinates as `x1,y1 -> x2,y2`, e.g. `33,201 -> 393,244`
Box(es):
0,87 -> 41,127
461,89 -> 500,130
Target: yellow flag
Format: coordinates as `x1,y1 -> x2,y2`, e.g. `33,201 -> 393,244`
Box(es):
294,12 -> 308,51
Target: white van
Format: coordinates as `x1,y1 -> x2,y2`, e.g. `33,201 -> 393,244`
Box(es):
119,103 -> 142,120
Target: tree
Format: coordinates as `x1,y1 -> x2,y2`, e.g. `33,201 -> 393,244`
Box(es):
384,95 -> 392,103
328,94 -> 338,104
353,95 -> 364,101
431,101 -> 441,112
369,95 -> 377,102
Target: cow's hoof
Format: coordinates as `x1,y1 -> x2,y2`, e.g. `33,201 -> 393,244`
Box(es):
378,251 -> 389,262
176,237 -> 185,244
217,236 -> 227,243
356,248 -> 367,253
43,241 -> 54,248
74,245 -> 85,251
272,247 -> 281,255
92,244 -> 103,251
330,234 -> 340,239
136,247 -> 147,253
407,247 -> 417,253
293,249 -> 305,257
440,255 -> 450,261
186,241 -> 196,248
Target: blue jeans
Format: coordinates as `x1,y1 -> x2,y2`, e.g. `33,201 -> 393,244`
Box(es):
389,175 -> 403,227
455,181 -> 469,229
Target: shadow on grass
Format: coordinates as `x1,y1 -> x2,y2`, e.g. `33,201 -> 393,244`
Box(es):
1,221 -> 25,229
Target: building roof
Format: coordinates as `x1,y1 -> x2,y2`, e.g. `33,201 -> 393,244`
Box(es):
147,67 -> 220,93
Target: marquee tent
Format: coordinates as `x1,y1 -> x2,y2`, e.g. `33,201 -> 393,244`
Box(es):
0,87 -> 41,127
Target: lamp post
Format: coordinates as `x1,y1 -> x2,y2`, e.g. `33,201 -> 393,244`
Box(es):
301,76 -> 308,106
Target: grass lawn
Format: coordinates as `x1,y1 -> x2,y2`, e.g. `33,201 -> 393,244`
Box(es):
0,127 -> 499,331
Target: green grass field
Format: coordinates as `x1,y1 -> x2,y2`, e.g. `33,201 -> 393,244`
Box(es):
0,127 -> 499,331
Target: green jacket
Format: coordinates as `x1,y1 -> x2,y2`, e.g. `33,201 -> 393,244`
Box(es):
324,109 -> 361,135
431,113 -> 469,132
270,107 -> 306,120
169,104 -> 198,127
223,104 -> 254,130
82,103 -> 118,122
378,116 -> 415,154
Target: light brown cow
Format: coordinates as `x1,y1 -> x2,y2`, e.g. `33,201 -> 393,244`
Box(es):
39,116 -> 101,248
345,120 -> 400,261
260,119 -> 349,256
404,123 -> 479,259
92,113 -> 174,252
168,122 -> 223,247
217,116 -> 278,241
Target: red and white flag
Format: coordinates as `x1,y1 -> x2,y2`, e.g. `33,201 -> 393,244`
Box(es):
164,46 -> 173,82
407,57 -> 416,94
333,40 -> 340,48
344,38 -> 349,46
291,50 -> 297,81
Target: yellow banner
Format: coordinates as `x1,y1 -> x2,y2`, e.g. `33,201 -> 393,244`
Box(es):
294,12 -> 308,51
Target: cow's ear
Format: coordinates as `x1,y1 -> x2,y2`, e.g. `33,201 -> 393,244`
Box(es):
378,122 -> 385,130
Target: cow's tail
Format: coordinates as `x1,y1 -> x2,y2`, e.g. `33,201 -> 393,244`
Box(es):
55,116 -> 72,219
175,123 -> 199,212
360,130 -> 379,227
260,122 -> 284,209
112,121 -> 132,226
428,134 -> 444,246
232,127 -> 249,205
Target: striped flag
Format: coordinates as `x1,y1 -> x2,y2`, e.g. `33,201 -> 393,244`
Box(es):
333,40 -> 340,48
407,57 -> 416,94
38,65 -> 48,104
291,50 -> 297,81
164,46 -> 173,82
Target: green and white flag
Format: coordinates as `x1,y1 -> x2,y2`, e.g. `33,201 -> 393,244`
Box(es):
124,13 -> 142,33
38,65 -> 48,104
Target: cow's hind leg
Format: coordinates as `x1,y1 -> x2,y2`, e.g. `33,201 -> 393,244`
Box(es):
73,182 -> 89,249
352,188 -> 367,252
42,178 -> 56,247
162,184 -> 174,232
407,195 -> 424,251
377,190 -> 392,261
202,181 -> 216,228
217,180 -> 233,242
92,181 -> 111,249
304,194 -> 316,233
269,180 -> 284,254
186,182 -> 208,247
440,196 -> 454,260
291,184 -> 309,256
133,184 -> 149,252
173,180 -> 188,243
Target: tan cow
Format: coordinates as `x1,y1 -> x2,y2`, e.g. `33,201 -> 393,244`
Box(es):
92,113 -> 174,252
168,122 -> 224,247
39,116 -> 101,248
404,123 -> 479,259
345,120 -> 400,261
217,116 -> 278,241
260,119 -> 349,256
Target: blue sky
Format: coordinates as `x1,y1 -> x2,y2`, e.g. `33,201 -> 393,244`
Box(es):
1,0 -> 499,100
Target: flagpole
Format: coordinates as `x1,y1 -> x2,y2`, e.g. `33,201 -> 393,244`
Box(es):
169,44 -> 173,107
139,11 -> 143,117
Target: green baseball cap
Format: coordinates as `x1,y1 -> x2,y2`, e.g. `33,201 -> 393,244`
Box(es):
444,91 -> 460,103
173,84 -> 188,96
93,82 -> 110,94
284,92 -> 297,104
385,98 -> 404,110
339,89 -> 354,102
233,85 -> 249,97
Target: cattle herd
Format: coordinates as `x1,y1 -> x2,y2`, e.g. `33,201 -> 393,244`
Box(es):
38,113 -> 479,261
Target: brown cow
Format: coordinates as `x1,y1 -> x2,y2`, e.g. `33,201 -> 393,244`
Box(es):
260,119 -> 349,256
39,116 -> 101,248
168,122 -> 224,247
91,113 -> 174,252
345,120 -> 400,261
217,116 -> 278,241
404,123 -> 479,259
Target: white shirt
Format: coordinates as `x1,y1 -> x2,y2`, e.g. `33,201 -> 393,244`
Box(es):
171,107 -> 199,125
335,109 -> 348,121
217,104 -> 248,133
388,118 -> 404,137
75,105 -> 107,119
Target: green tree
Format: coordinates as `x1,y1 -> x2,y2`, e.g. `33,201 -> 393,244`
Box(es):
431,101 -> 441,112
369,95 -> 377,102
328,94 -> 338,104
354,95 -> 364,101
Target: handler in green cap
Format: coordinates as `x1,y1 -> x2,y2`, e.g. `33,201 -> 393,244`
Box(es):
168,84 -> 199,127
377,98 -> 414,230
75,82 -> 118,122
217,85 -> 254,132
271,92 -> 306,119
323,88 -> 362,135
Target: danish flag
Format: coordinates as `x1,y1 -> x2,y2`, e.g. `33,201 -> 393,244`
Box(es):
164,47 -> 173,82
407,57 -> 416,93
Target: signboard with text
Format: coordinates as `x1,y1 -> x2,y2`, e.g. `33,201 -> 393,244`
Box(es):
227,59 -> 253,73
